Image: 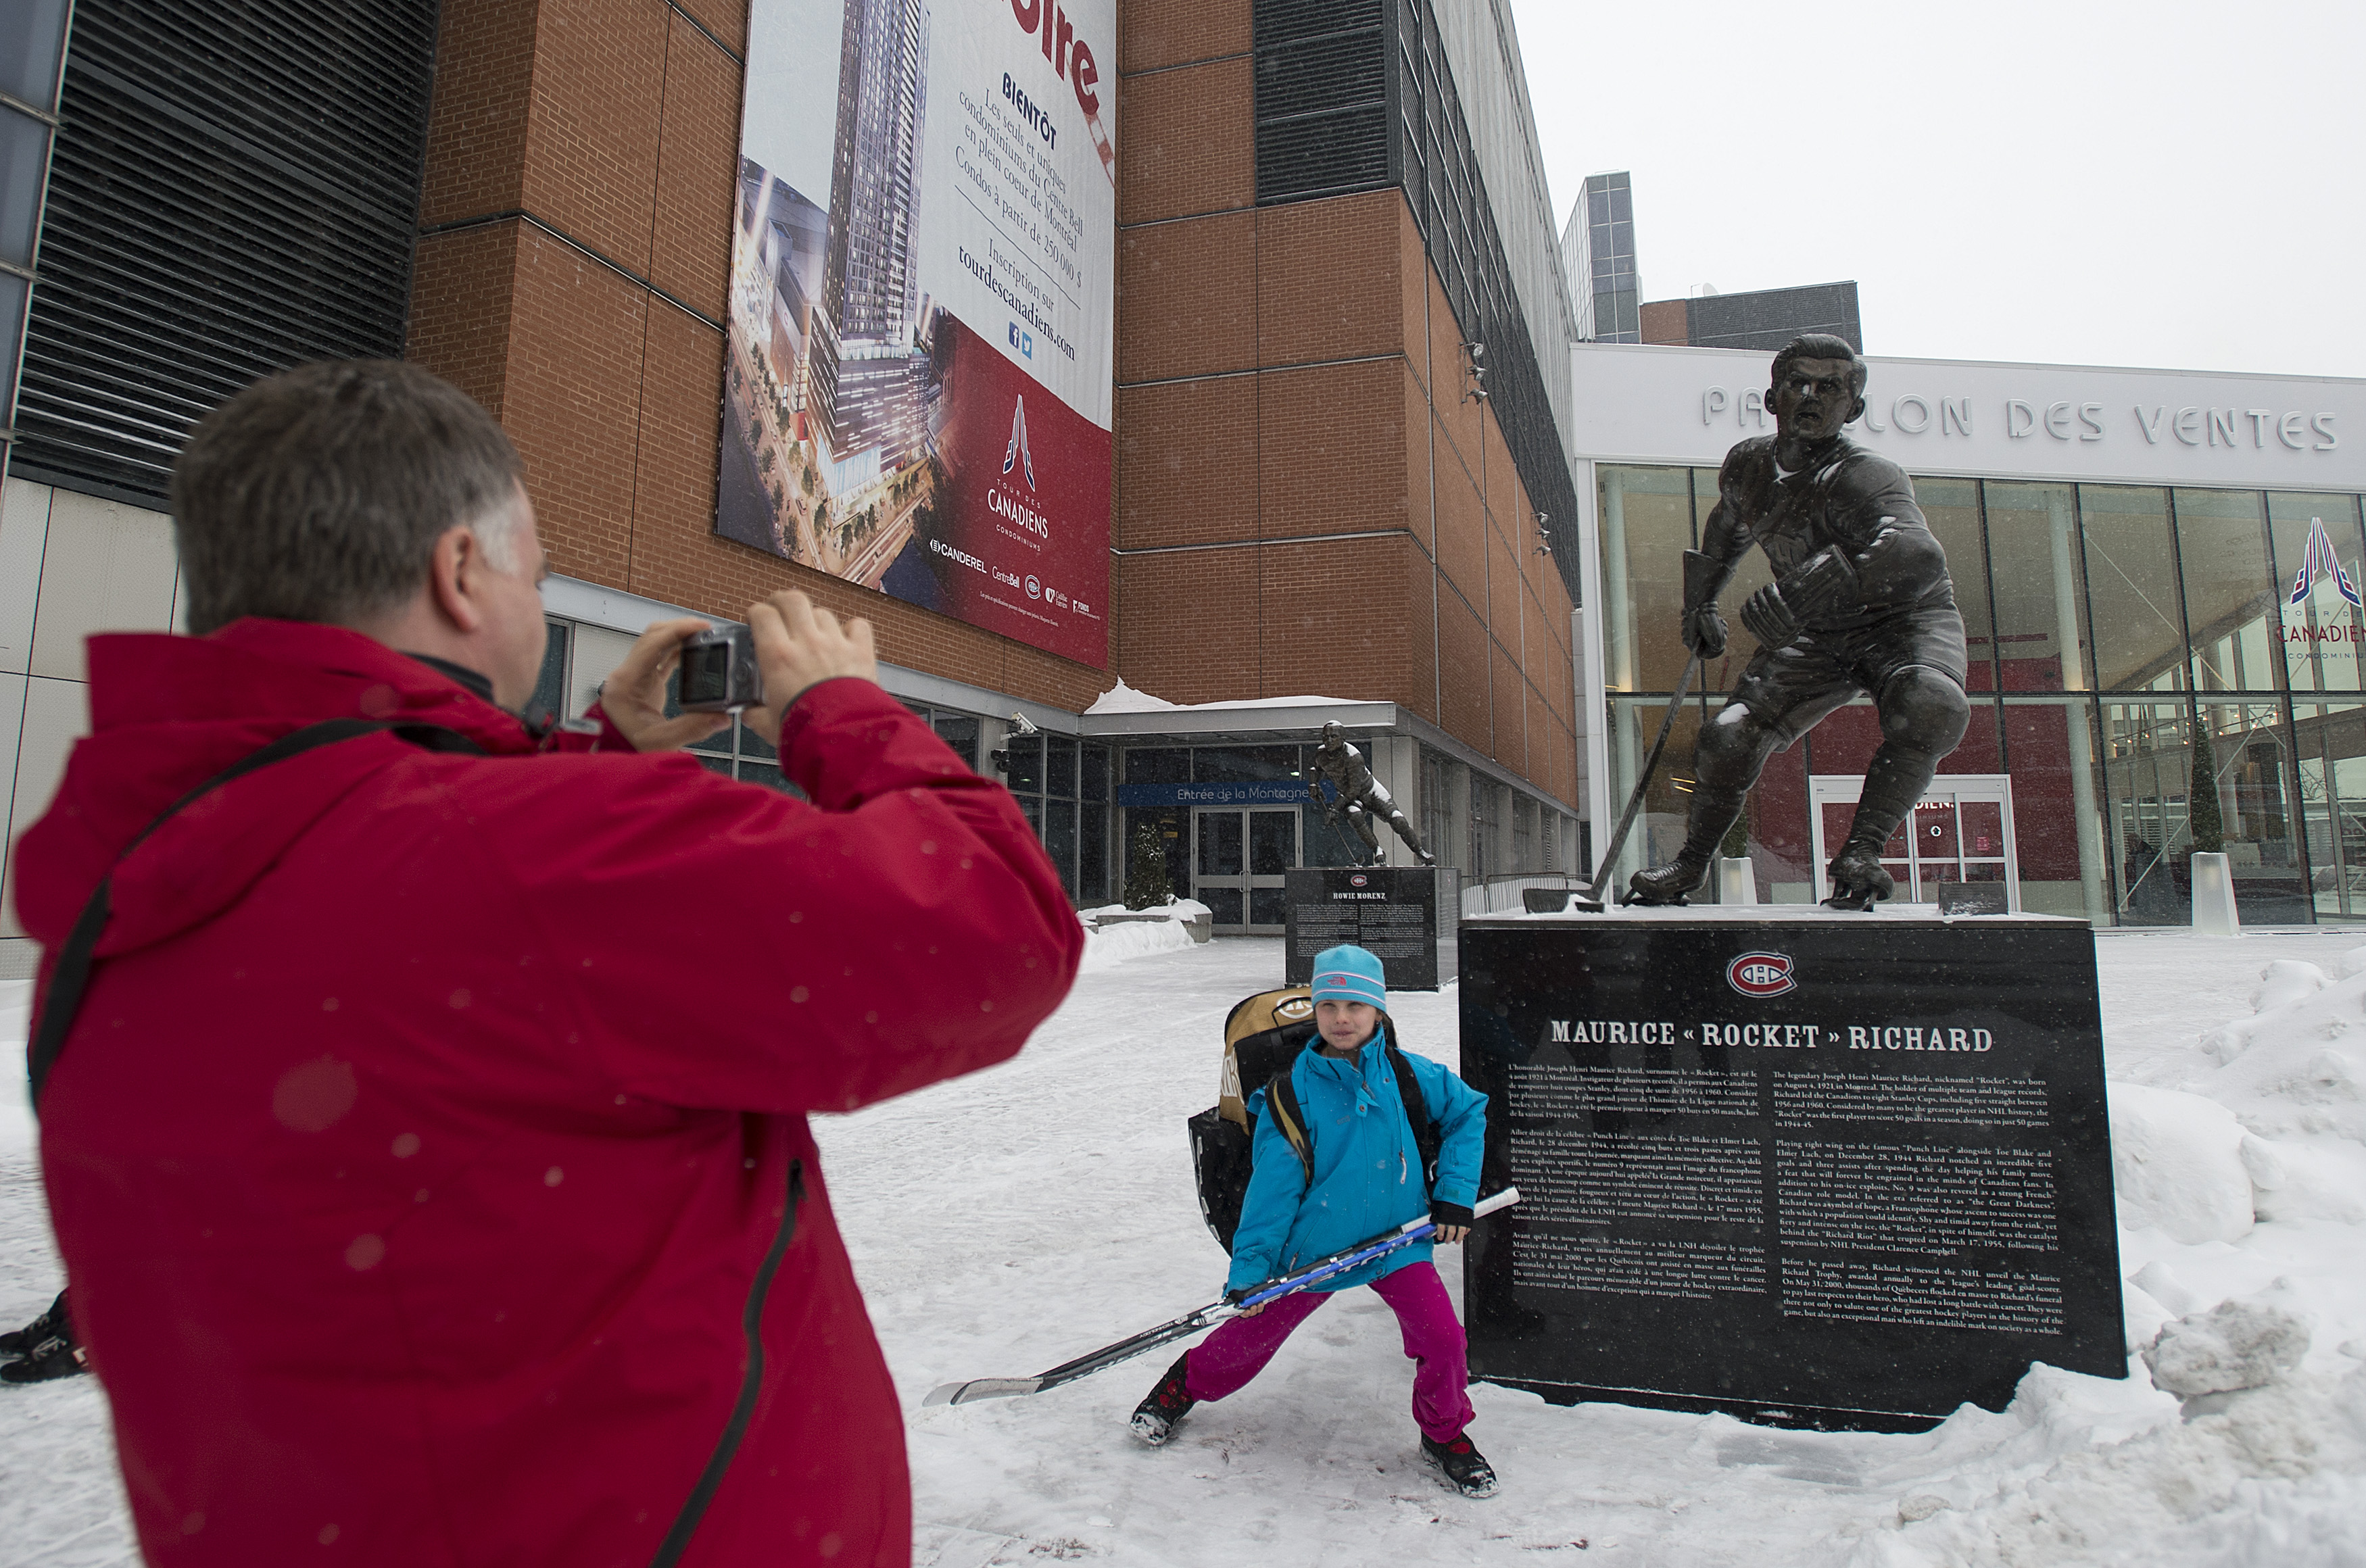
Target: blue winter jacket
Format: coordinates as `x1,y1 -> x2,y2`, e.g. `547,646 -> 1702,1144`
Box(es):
1226,1023 -> 1489,1295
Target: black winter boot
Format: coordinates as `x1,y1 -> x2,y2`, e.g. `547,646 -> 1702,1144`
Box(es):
1,1290 -> 87,1385
0,1290 -> 67,1357
1624,853 -> 1709,906
1422,1430 -> 1499,1498
1129,1354 -> 1197,1446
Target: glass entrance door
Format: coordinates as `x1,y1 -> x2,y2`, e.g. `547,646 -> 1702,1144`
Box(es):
1193,807 -> 1299,931
1809,774 -> 2021,908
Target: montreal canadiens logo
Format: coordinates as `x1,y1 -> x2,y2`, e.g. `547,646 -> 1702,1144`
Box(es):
1274,995 -> 1313,1022
1349,874 -> 1369,887
1727,952 -> 1796,998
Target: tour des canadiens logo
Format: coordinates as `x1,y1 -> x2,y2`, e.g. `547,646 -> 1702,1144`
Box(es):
1003,394 -> 1036,489
2286,516 -> 2362,608
1727,952 -> 1797,998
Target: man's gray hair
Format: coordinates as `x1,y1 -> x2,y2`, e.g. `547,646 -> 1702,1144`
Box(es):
170,360 -> 528,636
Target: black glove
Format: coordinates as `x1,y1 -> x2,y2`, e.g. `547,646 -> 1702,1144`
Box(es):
1739,582 -> 1798,647
1430,1201 -> 1475,1231
1741,547 -> 1858,647
1781,545 -> 1858,620
1681,602 -> 1728,659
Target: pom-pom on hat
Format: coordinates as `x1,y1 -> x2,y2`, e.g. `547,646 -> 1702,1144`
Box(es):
1309,944 -> 1387,1009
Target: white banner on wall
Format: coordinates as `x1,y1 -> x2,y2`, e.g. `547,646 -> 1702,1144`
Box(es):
717,0 -> 1117,666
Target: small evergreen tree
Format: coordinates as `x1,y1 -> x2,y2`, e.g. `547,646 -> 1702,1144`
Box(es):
1124,821 -> 1174,909
1719,797 -> 1752,860
2190,729 -> 2225,855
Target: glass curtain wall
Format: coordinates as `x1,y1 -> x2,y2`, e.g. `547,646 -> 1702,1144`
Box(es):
1597,462 -> 2366,923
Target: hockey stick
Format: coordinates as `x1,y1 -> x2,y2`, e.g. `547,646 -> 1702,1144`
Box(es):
1578,652 -> 1701,910
921,1187 -> 1522,1407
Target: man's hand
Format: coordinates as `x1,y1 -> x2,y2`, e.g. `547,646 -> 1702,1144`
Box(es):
1681,602 -> 1729,660
741,589 -> 879,746
600,618 -> 731,752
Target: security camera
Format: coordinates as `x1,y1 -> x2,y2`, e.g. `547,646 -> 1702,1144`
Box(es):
1009,710 -> 1038,736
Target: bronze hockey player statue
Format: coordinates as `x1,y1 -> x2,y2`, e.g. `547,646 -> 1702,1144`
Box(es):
1307,721 -> 1435,866
1628,335 -> 1969,910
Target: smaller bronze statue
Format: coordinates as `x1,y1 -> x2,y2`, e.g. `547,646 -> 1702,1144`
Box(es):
1307,721 -> 1434,866
1627,335 -> 1970,910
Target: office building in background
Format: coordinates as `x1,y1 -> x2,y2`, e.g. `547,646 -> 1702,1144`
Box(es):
1640,280 -> 1863,353
1560,171 -> 1639,343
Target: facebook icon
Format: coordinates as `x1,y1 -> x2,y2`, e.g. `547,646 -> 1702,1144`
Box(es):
1009,322 -> 1033,359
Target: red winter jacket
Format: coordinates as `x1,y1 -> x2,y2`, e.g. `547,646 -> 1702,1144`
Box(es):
14,619 -> 1082,1567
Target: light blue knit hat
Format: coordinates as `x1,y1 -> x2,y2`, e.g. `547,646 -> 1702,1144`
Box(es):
1309,944 -> 1386,1009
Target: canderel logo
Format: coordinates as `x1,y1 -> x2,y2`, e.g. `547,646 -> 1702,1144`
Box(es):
1727,952 -> 1797,998
1003,394 -> 1036,489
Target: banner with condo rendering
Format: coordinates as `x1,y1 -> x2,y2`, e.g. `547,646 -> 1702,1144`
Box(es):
717,0 -> 1115,667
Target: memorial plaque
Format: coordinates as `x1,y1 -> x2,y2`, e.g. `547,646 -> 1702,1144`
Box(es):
1284,867 -> 1459,991
1459,908 -> 2123,1431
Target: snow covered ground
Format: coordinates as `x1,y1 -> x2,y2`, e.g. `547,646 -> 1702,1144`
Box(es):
5,928 -> 2365,1567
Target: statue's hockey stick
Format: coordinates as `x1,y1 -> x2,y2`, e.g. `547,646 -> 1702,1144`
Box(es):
1579,652 -> 1701,910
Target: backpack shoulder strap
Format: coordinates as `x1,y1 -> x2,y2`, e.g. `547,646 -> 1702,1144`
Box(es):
1384,1039 -> 1443,1190
26,718 -> 485,1111
1261,1067 -> 1315,1182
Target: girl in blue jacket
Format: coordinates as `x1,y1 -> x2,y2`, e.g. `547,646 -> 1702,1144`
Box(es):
1130,944 -> 1497,1497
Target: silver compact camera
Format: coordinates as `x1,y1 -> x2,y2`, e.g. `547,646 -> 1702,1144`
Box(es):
678,624 -> 763,713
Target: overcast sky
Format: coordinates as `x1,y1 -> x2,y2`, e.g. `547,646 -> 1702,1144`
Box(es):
1504,0 -> 2365,379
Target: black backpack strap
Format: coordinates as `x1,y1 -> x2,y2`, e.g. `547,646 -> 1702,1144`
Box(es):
26,718 -> 484,1111
1383,1037 -> 1443,1195
1261,1069 -> 1315,1183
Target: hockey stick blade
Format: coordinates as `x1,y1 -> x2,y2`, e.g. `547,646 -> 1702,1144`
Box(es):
923,1377 -> 1044,1406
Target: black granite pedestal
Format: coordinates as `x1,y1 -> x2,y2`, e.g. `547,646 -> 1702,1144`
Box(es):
1459,907 -> 2124,1431
1284,866 -> 1459,990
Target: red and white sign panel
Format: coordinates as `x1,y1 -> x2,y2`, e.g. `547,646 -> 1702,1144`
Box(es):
717,0 -> 1114,667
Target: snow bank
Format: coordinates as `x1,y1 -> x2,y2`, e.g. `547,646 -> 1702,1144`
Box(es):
2144,1295 -> 2311,1398
1082,679 -> 1359,716
1072,901 -> 1212,971
1076,917 -> 1195,971
1859,1364 -> 2366,1568
2107,1082 -> 2255,1244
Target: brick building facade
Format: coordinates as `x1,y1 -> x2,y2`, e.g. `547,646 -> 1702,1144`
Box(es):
1,0 -> 1590,957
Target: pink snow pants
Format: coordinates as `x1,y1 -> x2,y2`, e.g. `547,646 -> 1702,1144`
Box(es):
1182,1261 -> 1474,1442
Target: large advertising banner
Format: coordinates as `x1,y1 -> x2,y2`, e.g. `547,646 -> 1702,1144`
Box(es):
717,0 -> 1115,667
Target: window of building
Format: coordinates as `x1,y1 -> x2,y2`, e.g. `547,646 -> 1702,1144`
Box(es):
2174,488 -> 2280,695
1512,793 -> 1535,872
1983,481 -> 2091,694
529,620 -> 571,722
2269,493 -> 2366,694
1421,748 -> 1452,873
1002,730 -> 1108,906
2080,486 -> 2186,691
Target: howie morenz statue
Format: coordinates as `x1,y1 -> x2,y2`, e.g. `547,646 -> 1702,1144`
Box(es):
1628,335 -> 1969,910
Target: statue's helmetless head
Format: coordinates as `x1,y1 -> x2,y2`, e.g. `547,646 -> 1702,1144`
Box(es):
1320,721 -> 1345,747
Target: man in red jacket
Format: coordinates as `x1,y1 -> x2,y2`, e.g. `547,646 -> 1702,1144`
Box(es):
14,360 -> 1083,1566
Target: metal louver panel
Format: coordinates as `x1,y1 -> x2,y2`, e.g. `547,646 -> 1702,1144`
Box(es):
1252,0 -> 1391,204
12,0 -> 439,507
